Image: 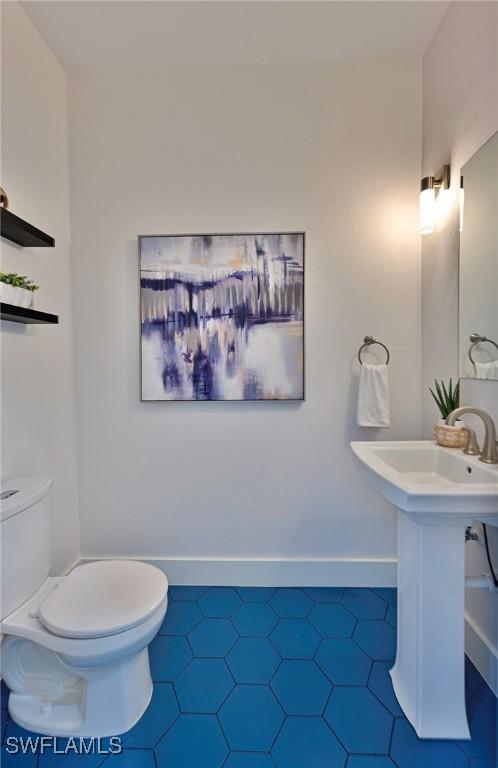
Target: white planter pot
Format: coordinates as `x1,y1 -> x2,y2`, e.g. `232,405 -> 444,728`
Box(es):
0,284 -> 34,308
0,283 -> 16,304
16,287 -> 34,309
437,417 -> 465,428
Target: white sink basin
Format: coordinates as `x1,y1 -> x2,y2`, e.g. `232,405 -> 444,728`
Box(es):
351,440 -> 498,524
350,439 -> 498,741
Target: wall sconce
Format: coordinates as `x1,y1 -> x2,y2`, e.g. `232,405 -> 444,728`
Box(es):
419,165 -> 450,235
459,175 -> 464,232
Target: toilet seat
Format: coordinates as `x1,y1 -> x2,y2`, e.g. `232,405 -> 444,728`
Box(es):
2,575 -> 168,669
39,560 -> 167,639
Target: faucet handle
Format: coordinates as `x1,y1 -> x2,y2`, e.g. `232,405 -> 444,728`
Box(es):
463,429 -> 481,456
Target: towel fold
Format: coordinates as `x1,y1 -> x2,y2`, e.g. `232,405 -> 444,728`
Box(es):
474,361 -> 498,380
357,363 -> 391,428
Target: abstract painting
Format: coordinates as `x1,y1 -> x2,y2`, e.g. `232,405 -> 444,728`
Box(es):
140,232 -> 304,401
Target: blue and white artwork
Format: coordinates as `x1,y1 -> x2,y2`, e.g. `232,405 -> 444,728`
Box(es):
140,233 -> 304,401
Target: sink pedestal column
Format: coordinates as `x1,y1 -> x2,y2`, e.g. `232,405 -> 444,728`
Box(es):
390,510 -> 471,740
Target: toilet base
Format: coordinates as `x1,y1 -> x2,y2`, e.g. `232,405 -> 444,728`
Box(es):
5,638 -> 153,737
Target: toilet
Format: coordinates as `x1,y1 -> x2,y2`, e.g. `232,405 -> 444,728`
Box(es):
0,477 -> 168,737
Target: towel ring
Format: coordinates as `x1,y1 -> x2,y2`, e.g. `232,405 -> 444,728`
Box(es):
468,333 -> 498,368
358,336 -> 390,366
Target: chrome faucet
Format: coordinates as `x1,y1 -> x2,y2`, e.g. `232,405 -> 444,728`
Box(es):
447,407 -> 498,464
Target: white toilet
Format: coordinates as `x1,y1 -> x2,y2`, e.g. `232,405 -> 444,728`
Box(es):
0,477 -> 168,737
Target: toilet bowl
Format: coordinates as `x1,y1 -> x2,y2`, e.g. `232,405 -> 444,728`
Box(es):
2,560 -> 168,737
0,478 -> 168,737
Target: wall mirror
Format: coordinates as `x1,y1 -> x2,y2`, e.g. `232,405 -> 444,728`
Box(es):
459,131 -> 498,380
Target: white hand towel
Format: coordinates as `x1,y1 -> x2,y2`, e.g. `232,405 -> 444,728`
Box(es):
474,361 -> 498,380
357,363 -> 391,427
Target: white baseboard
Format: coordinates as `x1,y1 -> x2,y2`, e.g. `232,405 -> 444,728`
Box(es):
465,612 -> 498,698
79,556 -> 397,587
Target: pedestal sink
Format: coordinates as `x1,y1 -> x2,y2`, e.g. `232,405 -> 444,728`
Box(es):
351,440 -> 498,740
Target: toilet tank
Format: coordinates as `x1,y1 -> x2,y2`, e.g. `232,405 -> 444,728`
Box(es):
1,477 -> 53,620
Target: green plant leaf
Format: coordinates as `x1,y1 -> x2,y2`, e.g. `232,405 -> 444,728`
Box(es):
0,272 -> 39,290
434,379 -> 446,413
440,379 -> 449,408
430,377 -> 461,420
429,388 -> 444,417
430,385 -> 447,417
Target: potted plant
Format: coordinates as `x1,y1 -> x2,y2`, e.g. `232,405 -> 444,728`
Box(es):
430,378 -> 467,448
0,272 -> 39,309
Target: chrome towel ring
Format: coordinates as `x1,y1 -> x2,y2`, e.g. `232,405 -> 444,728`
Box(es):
468,333 -> 498,368
358,336 -> 390,365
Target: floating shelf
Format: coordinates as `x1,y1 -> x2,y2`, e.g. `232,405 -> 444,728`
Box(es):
1,303 -> 59,325
1,208 -> 55,248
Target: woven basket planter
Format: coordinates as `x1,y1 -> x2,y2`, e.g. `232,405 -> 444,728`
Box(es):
433,418 -> 468,448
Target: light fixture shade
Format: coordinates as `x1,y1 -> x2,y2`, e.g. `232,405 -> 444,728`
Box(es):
459,176 -> 464,232
419,182 -> 435,235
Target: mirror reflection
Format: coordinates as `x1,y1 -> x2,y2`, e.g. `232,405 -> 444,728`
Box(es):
459,131 -> 498,380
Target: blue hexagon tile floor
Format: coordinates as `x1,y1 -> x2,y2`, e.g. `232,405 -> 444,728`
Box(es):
1,586 -> 497,767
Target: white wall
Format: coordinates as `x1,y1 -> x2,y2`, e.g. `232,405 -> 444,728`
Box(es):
422,0 -> 498,693
1,2 -> 80,573
68,59 -> 422,582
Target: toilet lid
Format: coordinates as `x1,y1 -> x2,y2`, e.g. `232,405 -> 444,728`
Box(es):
39,560 -> 168,639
